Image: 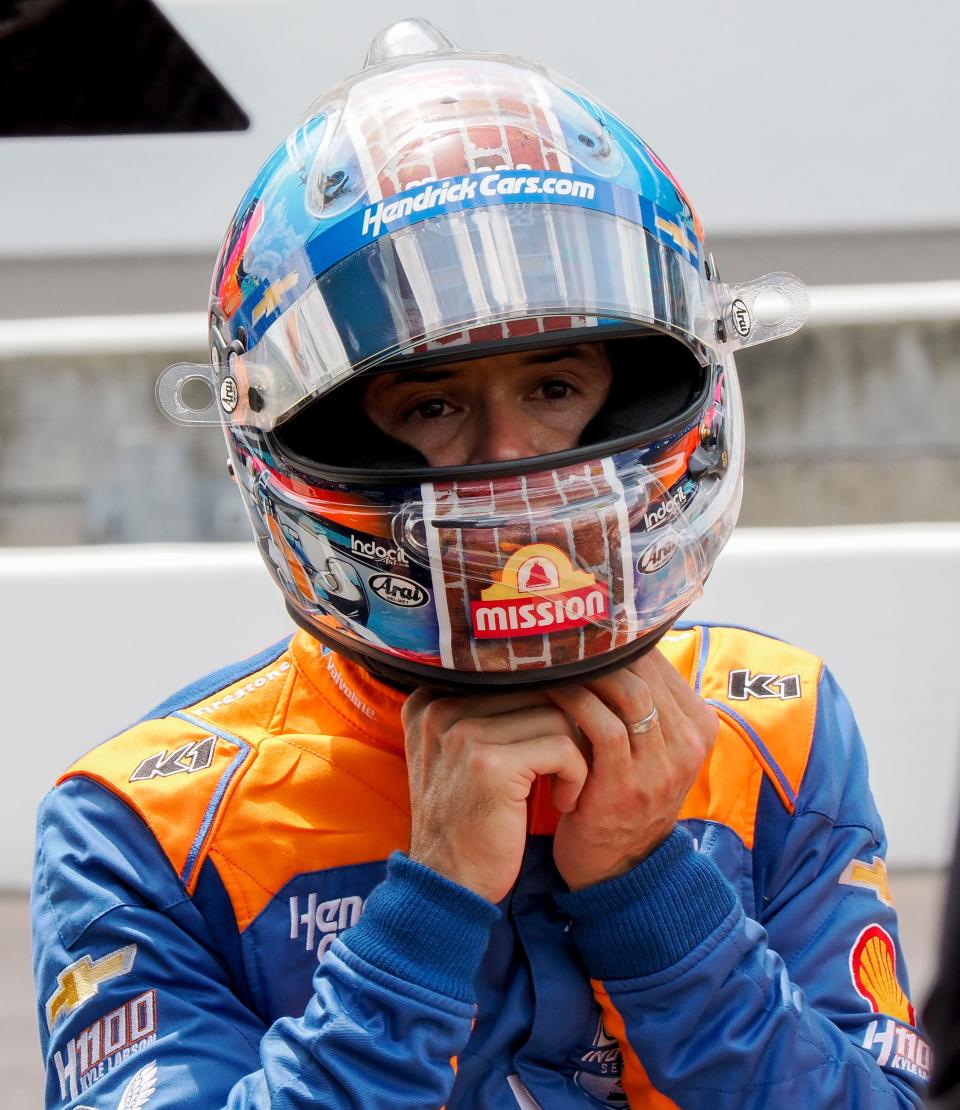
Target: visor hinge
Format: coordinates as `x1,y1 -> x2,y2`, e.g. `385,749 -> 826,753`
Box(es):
688,443 -> 725,479
689,414 -> 728,478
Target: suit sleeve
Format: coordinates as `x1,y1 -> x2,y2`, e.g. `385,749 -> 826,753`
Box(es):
557,666 -> 928,1108
33,778 -> 496,1109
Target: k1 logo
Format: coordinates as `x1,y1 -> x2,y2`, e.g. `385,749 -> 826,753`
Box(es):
130,738 -> 217,782
728,669 -> 801,701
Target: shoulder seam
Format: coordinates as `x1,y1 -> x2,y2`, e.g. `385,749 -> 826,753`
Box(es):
700,626 -> 823,814
169,659 -> 297,889
791,808 -> 883,837
709,701 -> 799,811
169,712 -> 255,890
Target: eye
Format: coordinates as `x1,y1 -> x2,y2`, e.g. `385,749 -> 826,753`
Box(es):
410,397 -> 452,420
537,379 -> 575,401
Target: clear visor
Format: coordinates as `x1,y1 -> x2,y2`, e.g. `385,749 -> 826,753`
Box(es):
158,203 -> 805,429
393,370 -> 744,634
257,366 -> 743,669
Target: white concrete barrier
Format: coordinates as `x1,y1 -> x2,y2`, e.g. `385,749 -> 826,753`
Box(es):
3,525 -> 959,889
3,281 -> 959,358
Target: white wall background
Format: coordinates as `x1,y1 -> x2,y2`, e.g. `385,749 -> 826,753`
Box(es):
3,0 -> 958,258
3,526 -> 958,889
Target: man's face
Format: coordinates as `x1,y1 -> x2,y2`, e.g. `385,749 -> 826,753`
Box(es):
362,342 -> 613,467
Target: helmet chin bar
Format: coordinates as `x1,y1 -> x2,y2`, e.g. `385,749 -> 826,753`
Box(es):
285,602 -> 674,694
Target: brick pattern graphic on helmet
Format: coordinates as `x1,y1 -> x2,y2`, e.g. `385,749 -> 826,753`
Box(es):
429,459 -> 635,672
353,63 -> 584,350
361,64 -> 572,197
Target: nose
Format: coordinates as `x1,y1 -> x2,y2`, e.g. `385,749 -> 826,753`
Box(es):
468,400 -> 533,464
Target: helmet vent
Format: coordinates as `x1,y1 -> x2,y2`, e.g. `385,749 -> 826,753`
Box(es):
363,19 -> 458,69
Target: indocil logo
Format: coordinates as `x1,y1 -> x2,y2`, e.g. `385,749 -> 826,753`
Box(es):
350,534 -> 408,567
470,544 -> 608,640
360,171 -> 597,238
642,484 -> 690,531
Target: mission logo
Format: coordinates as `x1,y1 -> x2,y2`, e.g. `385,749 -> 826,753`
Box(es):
470,544 -> 608,640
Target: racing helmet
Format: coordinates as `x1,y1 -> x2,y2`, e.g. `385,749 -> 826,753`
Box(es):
158,18 -> 808,690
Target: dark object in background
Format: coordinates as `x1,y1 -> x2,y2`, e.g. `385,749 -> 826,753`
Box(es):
0,0 -> 248,136
925,808 -> 960,1107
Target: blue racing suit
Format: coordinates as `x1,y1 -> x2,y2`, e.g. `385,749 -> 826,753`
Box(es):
32,623 -> 929,1107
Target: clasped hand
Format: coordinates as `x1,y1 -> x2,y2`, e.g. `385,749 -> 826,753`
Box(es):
403,650 -> 719,903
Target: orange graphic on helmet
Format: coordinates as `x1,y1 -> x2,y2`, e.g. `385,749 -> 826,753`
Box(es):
266,515 -> 318,604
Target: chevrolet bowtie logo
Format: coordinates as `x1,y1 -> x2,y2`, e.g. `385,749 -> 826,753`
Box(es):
45,944 -> 137,1031
654,215 -> 697,256
251,271 -> 300,325
839,856 -> 894,907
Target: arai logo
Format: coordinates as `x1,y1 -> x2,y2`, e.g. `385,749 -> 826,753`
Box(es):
731,298 -> 752,338
638,534 -> 678,574
219,375 -> 239,413
370,574 -> 429,608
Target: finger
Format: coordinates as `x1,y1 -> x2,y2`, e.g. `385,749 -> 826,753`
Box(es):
629,649 -> 680,694
632,651 -> 719,757
401,686 -> 549,733
549,769 -> 584,814
636,648 -> 704,707
546,684 -> 633,781
497,733 -> 589,812
452,690 -> 553,718
587,666 -> 694,764
647,649 -> 719,741
584,668 -> 660,742
447,704 -> 577,749
628,652 -> 693,726
462,731 -> 587,804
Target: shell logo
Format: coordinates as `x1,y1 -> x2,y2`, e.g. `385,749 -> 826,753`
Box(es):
470,543 -> 608,640
849,924 -> 916,1025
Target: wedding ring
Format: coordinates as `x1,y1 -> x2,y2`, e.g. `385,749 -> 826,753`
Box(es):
627,707 -> 659,734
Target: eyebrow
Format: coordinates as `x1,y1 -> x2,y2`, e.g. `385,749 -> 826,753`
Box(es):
383,369 -> 456,385
525,347 -> 585,365
379,347 -> 587,387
